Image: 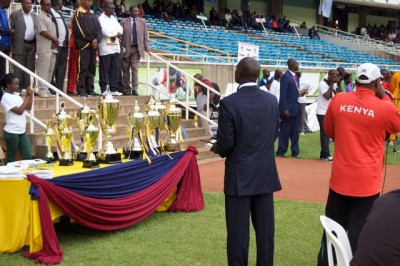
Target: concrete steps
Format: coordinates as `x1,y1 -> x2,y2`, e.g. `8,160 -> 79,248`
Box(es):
0,95 -> 219,162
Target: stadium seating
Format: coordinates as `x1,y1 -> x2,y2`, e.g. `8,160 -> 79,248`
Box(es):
145,15 -> 400,69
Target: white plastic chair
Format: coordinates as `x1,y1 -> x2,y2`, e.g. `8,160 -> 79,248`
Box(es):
320,215 -> 353,266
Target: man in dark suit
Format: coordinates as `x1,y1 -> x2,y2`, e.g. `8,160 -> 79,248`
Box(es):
120,5 -> 150,96
276,58 -> 300,158
10,0 -> 36,90
211,57 -> 282,266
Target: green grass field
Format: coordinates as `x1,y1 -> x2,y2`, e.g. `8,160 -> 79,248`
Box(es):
0,194 -> 324,266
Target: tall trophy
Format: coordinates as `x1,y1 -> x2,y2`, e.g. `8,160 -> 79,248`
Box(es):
98,93 -> 121,163
125,100 -> 145,159
146,100 -> 161,156
154,99 -> 167,130
165,94 -> 182,151
75,98 -> 96,161
54,102 -> 74,166
43,120 -> 55,162
82,115 -> 100,168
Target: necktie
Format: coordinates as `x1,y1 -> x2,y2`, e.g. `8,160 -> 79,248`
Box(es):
131,18 -> 137,45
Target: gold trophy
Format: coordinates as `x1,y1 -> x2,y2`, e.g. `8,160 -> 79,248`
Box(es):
98,93 -> 121,163
146,99 -> 161,156
43,120 -> 55,162
154,99 -> 167,130
125,100 -> 145,159
54,102 -> 74,166
75,98 -> 97,161
165,94 -> 182,151
82,115 -> 100,168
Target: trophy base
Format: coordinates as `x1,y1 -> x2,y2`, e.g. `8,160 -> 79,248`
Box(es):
83,160 -> 100,168
124,149 -> 143,160
100,153 -> 122,164
59,159 -> 74,166
76,152 -> 98,161
44,156 -> 56,163
164,143 -> 181,152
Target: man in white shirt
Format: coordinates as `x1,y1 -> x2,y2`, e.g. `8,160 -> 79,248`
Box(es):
316,69 -> 340,162
98,2 -> 123,95
9,0 -> 36,90
50,0 -> 69,93
269,68 -> 282,102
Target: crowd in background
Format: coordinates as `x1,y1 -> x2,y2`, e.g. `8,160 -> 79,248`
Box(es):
356,22 -> 400,44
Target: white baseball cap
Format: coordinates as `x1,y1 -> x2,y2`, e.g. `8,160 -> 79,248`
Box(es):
356,63 -> 382,84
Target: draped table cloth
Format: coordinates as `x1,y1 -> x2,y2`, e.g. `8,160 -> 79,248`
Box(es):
0,147 -> 203,264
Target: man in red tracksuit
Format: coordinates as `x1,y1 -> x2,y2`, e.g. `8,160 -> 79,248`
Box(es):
317,63 -> 400,265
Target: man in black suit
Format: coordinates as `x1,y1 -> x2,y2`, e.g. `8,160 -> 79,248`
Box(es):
276,58 -> 301,158
211,57 -> 282,266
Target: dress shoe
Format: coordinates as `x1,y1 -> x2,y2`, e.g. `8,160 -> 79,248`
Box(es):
79,92 -> 88,97
131,90 -> 139,96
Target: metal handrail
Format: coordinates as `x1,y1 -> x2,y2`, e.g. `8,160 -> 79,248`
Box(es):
149,31 -> 230,58
147,52 -> 220,126
0,52 -> 84,134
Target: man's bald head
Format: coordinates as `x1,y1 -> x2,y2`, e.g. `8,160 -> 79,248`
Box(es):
235,57 -> 261,84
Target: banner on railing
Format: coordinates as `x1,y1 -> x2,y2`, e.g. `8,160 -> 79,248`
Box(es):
237,42 -> 259,62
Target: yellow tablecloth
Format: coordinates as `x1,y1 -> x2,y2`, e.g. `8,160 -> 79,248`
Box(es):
0,179 -> 63,253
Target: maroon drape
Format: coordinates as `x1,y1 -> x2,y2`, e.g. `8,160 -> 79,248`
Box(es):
23,147 -> 203,264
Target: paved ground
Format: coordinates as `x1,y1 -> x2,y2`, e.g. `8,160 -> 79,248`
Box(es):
198,157 -> 400,203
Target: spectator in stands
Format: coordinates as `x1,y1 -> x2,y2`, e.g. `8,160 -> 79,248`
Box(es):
308,26 -> 320,40
120,5 -> 150,96
9,0 -> 36,91
271,18 -> 279,32
35,0 -> 58,98
73,0 -> 102,97
98,2 -> 123,96
296,72 -> 309,135
331,19 -> 339,30
224,9 -> 232,28
231,9 -> 241,25
0,0 -> 14,80
142,0 -> 151,14
343,73 -> 353,92
269,69 -> 282,102
137,3 -> 144,17
300,21 -> 307,29
50,0 -> 69,94
258,69 -> 270,90
0,73 -> 34,163
317,63 -> 400,266
209,7 -> 219,25
193,73 -> 213,134
360,24 -> 368,38
351,189 -> 400,266
276,58 -> 300,158
173,2 -> 182,20
66,0 -> 80,96
151,68 -> 189,101
316,69 -> 339,163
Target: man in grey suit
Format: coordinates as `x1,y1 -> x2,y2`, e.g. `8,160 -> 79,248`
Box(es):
120,5 -> 150,96
10,0 -> 36,90
211,57 -> 282,266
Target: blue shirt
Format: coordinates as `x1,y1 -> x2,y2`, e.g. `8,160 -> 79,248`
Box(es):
0,8 -> 10,47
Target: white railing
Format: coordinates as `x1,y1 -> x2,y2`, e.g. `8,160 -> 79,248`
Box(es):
0,52 -> 84,134
146,52 -> 220,127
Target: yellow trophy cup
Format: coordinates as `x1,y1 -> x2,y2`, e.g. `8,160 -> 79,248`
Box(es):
125,100 -> 145,159
98,93 -> 121,163
146,100 -> 161,156
54,102 -> 74,166
165,94 -> 182,151
82,115 -> 100,168
43,120 -> 55,162
75,98 -> 97,161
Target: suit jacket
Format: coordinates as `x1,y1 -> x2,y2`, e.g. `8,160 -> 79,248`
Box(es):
9,10 -> 37,55
215,84 -> 282,196
279,70 -> 300,116
120,16 -> 149,59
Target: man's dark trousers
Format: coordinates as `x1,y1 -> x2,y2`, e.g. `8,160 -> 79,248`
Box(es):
276,115 -> 299,156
